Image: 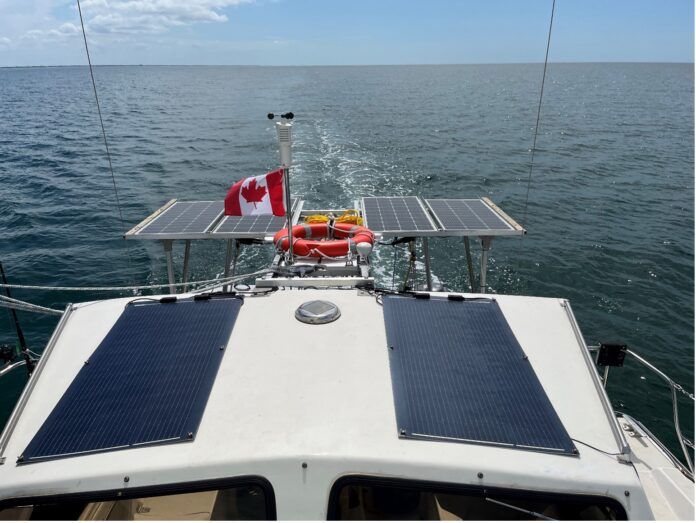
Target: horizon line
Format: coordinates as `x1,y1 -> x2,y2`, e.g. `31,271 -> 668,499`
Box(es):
1,60 -> 694,69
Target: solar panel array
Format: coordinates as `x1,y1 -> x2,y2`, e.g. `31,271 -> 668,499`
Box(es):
362,197 -> 436,235
382,295 -> 575,455
20,297 -> 243,464
425,198 -> 514,232
135,201 -> 223,239
211,198 -> 298,238
128,197 -> 522,240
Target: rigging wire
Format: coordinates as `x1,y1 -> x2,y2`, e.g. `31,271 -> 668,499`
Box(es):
76,0 -> 124,234
76,0 -> 133,281
521,0 -> 556,229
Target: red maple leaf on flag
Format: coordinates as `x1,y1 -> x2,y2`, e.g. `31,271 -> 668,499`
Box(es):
240,179 -> 267,208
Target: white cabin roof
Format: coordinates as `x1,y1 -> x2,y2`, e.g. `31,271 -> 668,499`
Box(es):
0,289 -> 653,518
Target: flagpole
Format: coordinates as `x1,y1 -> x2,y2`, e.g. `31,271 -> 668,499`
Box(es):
284,165 -> 293,264
275,114 -> 294,265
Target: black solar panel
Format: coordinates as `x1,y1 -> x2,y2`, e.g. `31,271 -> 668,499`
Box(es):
20,297 -> 243,464
362,197 -> 436,235
383,296 -> 575,455
425,199 -> 513,231
137,201 -> 223,236
212,198 -> 298,237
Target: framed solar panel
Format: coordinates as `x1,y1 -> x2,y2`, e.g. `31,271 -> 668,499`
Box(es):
126,200 -> 224,240
425,198 -> 525,237
210,198 -> 301,239
20,296 -> 243,464
361,196 -> 438,236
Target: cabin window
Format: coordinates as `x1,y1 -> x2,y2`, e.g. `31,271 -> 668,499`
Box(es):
328,477 -> 627,520
0,479 -> 274,521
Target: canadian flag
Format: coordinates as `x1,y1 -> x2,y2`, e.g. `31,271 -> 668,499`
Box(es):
224,168 -> 286,216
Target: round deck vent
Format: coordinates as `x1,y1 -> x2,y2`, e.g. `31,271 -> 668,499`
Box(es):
295,300 -> 341,325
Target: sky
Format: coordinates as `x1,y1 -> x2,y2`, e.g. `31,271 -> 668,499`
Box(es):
0,0 -> 693,67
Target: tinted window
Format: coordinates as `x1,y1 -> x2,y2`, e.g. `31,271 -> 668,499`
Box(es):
329,478 -> 626,520
0,482 -> 271,521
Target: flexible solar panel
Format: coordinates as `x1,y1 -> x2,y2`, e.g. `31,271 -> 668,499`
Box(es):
211,198 -> 299,238
133,201 -> 223,239
20,297 -> 243,464
362,196 -> 437,235
383,296 -> 575,455
425,198 -> 518,234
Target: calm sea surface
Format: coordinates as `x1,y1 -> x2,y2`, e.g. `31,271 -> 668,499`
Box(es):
0,64 -> 693,456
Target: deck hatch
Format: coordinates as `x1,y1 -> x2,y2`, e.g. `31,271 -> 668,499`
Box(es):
383,296 -> 576,455
20,296 -> 243,463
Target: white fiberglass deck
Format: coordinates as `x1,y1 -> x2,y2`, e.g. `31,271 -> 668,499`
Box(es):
0,290 -> 656,518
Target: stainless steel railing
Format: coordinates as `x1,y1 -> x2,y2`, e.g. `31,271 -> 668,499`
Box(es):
588,345 -> 694,475
0,360 -> 27,378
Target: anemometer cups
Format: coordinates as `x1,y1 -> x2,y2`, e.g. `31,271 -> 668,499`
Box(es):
267,112 -> 295,120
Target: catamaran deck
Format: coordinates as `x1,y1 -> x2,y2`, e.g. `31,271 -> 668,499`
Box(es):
0,289 -> 656,518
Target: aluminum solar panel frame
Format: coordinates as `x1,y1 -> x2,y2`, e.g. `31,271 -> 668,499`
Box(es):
382,295 -> 576,455
19,296 -> 243,464
424,198 -> 525,237
211,198 -> 302,239
361,196 -> 438,236
126,201 -> 224,240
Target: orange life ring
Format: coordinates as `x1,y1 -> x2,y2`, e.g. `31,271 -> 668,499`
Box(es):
274,222 -> 375,258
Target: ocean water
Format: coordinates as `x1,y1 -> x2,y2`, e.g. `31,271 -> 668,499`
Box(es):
0,64 -> 693,458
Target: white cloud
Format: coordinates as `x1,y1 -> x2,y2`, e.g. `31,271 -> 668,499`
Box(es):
78,0 -> 252,34
0,0 -> 264,64
5,0 -> 253,45
23,22 -> 80,42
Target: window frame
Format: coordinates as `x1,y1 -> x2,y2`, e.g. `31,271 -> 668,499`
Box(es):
326,475 -> 628,520
0,475 -> 277,520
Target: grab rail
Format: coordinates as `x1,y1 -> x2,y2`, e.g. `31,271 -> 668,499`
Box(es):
588,345 -> 694,475
0,305 -> 73,465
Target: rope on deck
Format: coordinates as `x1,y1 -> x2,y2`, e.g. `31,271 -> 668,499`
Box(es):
0,296 -> 63,316
0,269 -> 272,293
